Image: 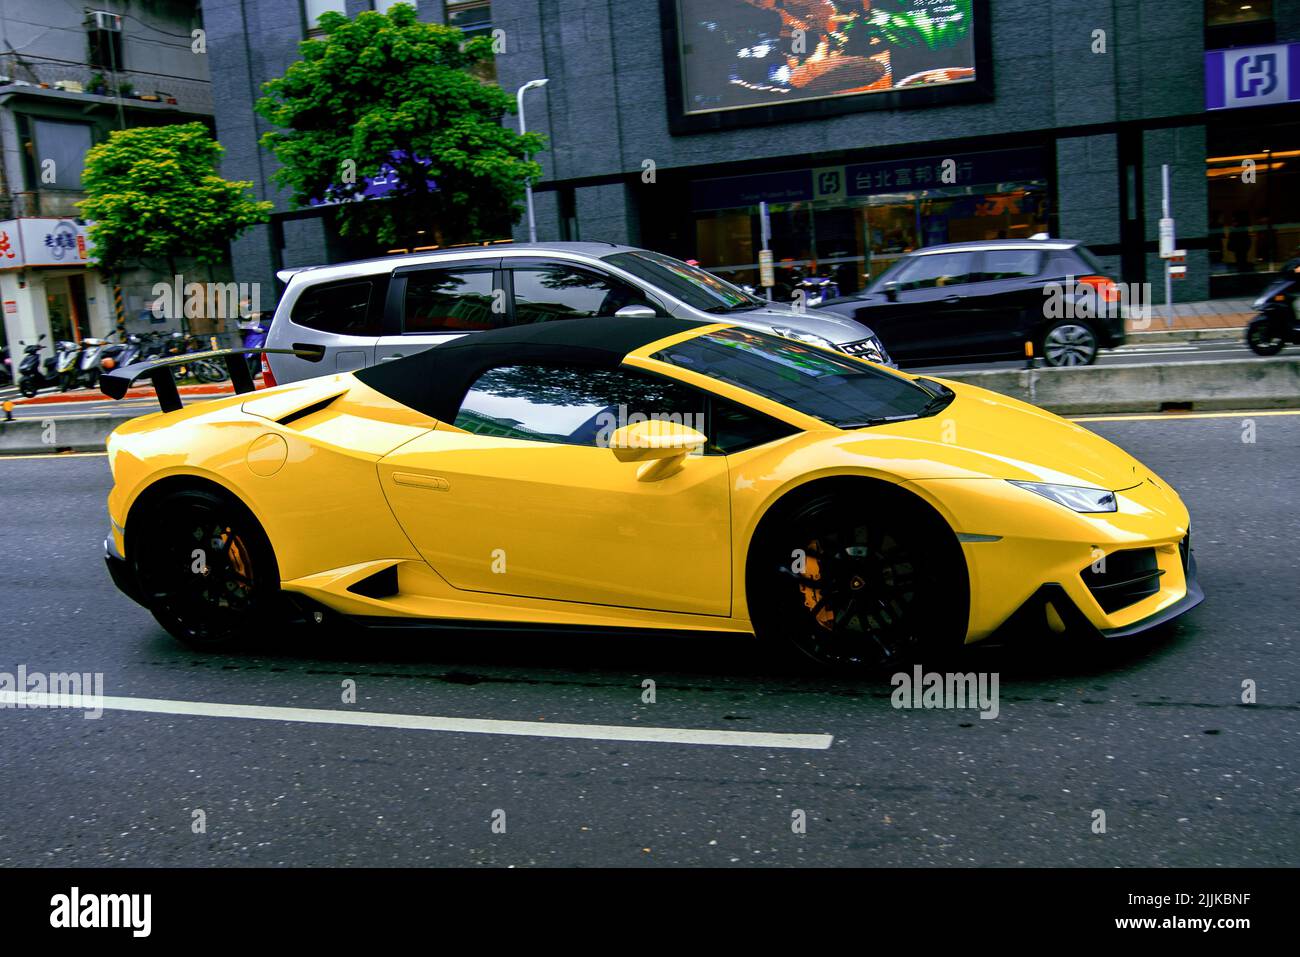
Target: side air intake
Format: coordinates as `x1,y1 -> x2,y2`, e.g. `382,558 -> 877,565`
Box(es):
347,565 -> 400,599
278,394 -> 341,426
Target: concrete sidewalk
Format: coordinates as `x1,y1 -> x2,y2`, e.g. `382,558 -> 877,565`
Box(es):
1130,297 -> 1253,334
1,380 -> 239,408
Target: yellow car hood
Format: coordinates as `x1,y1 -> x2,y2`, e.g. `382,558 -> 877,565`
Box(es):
834,379 -> 1150,490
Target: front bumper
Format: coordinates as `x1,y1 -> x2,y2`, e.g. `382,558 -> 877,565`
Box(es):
104,531 -> 146,608
998,547 -> 1203,640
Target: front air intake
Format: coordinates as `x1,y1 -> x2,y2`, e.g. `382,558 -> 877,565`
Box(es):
1080,548 -> 1163,613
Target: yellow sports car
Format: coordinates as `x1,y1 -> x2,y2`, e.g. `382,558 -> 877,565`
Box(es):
101,317 -> 1201,669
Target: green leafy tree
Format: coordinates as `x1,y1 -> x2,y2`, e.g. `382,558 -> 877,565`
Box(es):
79,122 -> 272,277
255,3 -> 543,246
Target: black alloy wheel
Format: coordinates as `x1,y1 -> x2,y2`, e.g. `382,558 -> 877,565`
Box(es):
749,488 -> 963,671
132,488 -> 279,650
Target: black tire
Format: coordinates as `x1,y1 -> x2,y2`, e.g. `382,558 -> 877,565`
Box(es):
18,379 -> 37,398
1246,318 -> 1286,356
1042,320 -> 1099,367
130,487 -> 280,650
747,484 -> 966,672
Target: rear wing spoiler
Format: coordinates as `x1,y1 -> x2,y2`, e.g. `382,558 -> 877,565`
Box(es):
99,347 -> 325,413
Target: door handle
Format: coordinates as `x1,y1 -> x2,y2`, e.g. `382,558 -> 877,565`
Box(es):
379,354 -> 404,362
943,296 -> 961,305
290,342 -> 327,362
392,472 -> 450,491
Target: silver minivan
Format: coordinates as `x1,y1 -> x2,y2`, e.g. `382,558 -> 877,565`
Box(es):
265,242 -> 891,385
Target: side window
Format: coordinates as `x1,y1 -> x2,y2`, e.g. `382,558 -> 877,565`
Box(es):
454,363 -> 707,449
710,395 -> 798,454
893,252 -> 976,291
510,264 -> 658,324
291,279 -> 379,336
404,268 -> 501,334
979,249 -> 1044,281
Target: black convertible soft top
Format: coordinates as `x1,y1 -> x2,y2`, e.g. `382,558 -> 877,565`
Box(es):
353,316 -> 711,422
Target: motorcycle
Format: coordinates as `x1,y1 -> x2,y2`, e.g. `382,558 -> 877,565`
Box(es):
181,333 -> 228,383
1246,273 -> 1299,356
0,346 -> 11,388
76,336 -> 113,389
794,275 -> 841,309
239,317 -> 268,378
97,332 -> 142,377
17,335 -> 80,397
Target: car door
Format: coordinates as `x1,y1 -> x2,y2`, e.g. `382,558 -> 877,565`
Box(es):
862,251 -> 982,363
277,274 -> 387,379
374,259 -> 504,364
955,248 -> 1047,359
505,258 -> 666,323
377,361 -> 732,616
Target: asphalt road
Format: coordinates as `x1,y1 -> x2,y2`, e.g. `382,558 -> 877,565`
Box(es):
0,412 -> 1296,867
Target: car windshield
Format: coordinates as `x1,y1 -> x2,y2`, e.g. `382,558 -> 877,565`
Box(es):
652,327 -> 948,428
865,257 -> 912,293
603,250 -> 764,313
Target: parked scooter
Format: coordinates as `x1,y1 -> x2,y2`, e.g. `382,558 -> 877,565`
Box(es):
0,345 -> 11,388
134,330 -> 171,363
1246,263 -> 1300,356
17,335 -> 80,397
97,332 -> 140,377
76,336 -> 112,389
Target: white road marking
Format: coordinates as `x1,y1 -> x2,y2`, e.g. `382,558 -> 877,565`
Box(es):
0,451 -> 108,460
1074,409 -> 1300,422
0,691 -> 834,750
1114,344 -> 1203,352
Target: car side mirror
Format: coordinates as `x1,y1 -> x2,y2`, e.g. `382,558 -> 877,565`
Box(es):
613,304 -> 657,319
882,281 -> 899,302
609,420 -> 707,481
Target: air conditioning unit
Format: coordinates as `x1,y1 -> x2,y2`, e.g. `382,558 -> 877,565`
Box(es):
88,11 -> 123,32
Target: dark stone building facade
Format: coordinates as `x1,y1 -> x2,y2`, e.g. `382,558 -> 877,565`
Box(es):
208,1 -> 1300,305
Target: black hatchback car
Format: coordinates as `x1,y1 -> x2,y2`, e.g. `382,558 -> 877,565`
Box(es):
818,240 -> 1126,367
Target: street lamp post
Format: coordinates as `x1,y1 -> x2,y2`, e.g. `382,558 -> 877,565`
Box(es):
516,78 -> 549,244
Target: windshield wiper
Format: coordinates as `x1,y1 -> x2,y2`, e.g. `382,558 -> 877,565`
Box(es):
705,302 -> 763,314
840,389 -> 954,430
913,378 -> 956,416
838,414 -> 919,428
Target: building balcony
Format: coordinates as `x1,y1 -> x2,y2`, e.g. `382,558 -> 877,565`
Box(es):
0,53 -> 212,117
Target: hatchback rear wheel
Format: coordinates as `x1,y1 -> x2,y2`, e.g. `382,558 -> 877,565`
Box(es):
1042,321 -> 1099,366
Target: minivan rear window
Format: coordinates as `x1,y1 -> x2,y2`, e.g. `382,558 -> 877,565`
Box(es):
291,279 -> 380,337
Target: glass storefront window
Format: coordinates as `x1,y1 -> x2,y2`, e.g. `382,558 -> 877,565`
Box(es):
691,180 -> 1048,300
1205,0 -> 1272,27
1206,121 -> 1300,297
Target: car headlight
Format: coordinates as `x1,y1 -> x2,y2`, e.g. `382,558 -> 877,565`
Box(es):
773,327 -> 835,350
1008,481 -> 1117,513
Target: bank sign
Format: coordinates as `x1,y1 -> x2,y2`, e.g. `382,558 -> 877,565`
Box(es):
690,148 -> 1047,211
1206,42 -> 1300,110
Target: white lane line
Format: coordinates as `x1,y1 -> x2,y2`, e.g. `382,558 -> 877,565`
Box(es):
1114,345 -> 1203,351
0,691 -> 834,750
